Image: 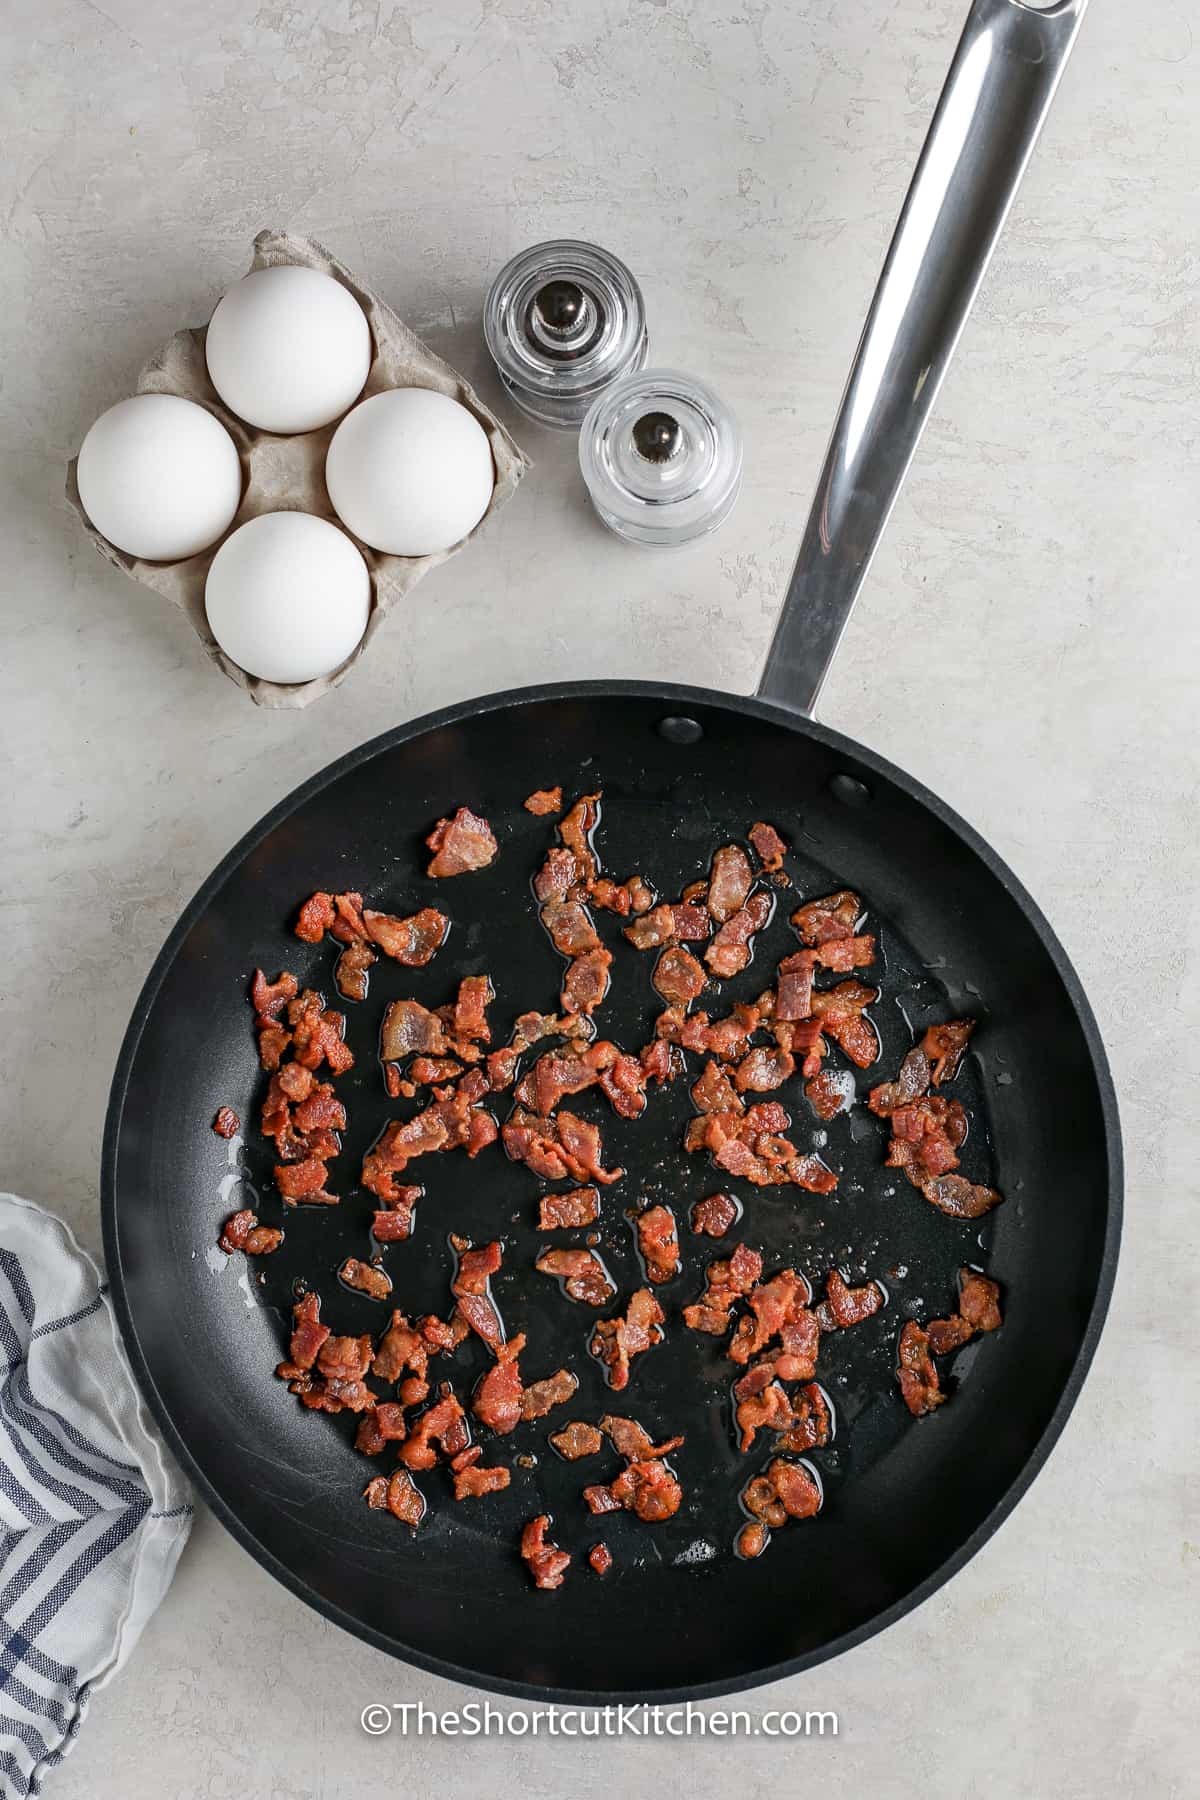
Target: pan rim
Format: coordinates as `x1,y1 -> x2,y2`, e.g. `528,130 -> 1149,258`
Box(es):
101,677 -> 1123,1705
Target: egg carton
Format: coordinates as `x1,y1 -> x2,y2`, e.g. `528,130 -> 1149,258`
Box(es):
65,229 -> 530,709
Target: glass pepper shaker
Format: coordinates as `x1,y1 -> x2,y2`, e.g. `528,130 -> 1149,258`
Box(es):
483,240 -> 649,430
578,369 -> 743,546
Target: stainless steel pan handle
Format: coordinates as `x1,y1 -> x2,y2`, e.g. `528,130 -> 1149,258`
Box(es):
757,0 -> 1087,718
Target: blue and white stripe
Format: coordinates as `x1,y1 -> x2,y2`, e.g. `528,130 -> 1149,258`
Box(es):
0,1199 -> 192,1797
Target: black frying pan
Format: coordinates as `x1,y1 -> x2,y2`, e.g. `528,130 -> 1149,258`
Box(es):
103,0 -> 1116,1703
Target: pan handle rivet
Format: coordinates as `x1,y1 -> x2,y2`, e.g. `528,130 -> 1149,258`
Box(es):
658,715 -> 703,745
829,772 -> 872,807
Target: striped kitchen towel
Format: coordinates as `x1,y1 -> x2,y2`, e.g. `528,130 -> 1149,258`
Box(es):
0,1193 -> 192,1797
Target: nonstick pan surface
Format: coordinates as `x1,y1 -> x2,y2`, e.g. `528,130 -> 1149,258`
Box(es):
102,681 -> 1121,1702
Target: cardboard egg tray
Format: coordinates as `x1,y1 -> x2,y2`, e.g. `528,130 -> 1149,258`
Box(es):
65,229 -> 530,708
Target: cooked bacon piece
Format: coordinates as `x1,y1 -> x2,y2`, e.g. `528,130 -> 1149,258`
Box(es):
591,874 -> 655,917
371,1310 -> 430,1385
520,1366 -> 579,1421
594,1048 -> 648,1120
533,847 -> 577,905
408,1056 -> 464,1086
690,1191 -> 740,1237
362,1117 -> 446,1198
448,974 -> 493,1044
335,937 -> 376,1000
958,1269 -> 1002,1333
558,792 -> 600,886
588,1543 -> 614,1574
256,1022 -> 291,1071
705,892 -> 772,979
425,807 -> 497,877
777,1383 -> 833,1454
339,1258 -> 393,1301
360,906 -> 447,968
538,1186 -> 601,1229
736,1521 -> 769,1559
682,1243 -> 763,1335
285,989 -> 355,1076
451,1239 -> 505,1348
399,1392 -> 470,1470
652,945 -> 706,1008
708,844 -> 753,922
686,1103 -> 837,1194
774,950 -> 815,1023
869,1045 -> 932,1115
922,1019 -> 975,1085
318,1334 -> 373,1383
692,1059 -> 743,1114
809,980 -> 879,1068
535,1248 -> 616,1307
541,900 -> 601,957
816,1268 -> 885,1332
600,1416 -> 684,1462
283,1292 -> 329,1373
524,786 -> 563,815
749,821 -> 787,872
420,1312 -> 471,1355
925,1314 -> 974,1356
450,1446 -> 511,1500
550,1421 -> 603,1461
886,1094 -> 968,1185
773,1016 -> 826,1080
806,933 -> 875,972
728,1270 -> 819,1379
251,968 -> 298,1023
274,1156 -> 338,1205
212,1106 -> 240,1139
521,1515 -> 571,1590
356,1401 -> 408,1456
502,1108 -> 623,1186
897,1322 -> 943,1417
292,1084 -> 346,1133
636,1205 -> 680,1284
805,1068 -> 855,1119
924,1172 -> 1003,1218
371,1182 -> 424,1244
639,1037 -> 678,1086
582,1485 -> 620,1515
624,905 -> 676,951
791,889 -> 862,945
734,1045 -> 794,1092
528,1049 -> 597,1115
364,1468 -> 426,1526
562,946 -> 612,1016
294,891 -> 336,942
734,1375 -> 796,1452
472,1334 -> 526,1434
607,1458 -> 683,1522
768,1458 -> 823,1519
589,1288 -> 664,1391
218,1209 -> 281,1255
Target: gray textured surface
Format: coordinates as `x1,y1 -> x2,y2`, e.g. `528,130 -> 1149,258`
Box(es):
2,1 -> 1196,1795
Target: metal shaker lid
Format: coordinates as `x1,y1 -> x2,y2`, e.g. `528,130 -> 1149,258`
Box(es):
483,240 -> 648,430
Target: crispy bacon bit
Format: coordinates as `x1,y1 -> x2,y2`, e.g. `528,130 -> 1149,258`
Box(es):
218,1209 -> 281,1255
592,874 -> 655,917
636,1205 -> 681,1284
380,1000 -> 449,1061
777,1383 -> 833,1454
335,937 -> 376,1000
600,1416 -> 683,1462
451,1239 -> 505,1348
897,1322 -> 943,1416
295,891 -> 336,942
399,1392 -> 470,1470
690,1191 -> 740,1237
624,905 -> 675,951
364,1467 -> 426,1525
426,807 -> 498,877
524,787 -> 563,815
816,1268 -> 885,1331
473,1334 -> 526,1434
922,1019 -> 975,1085
535,1186 -> 599,1231
450,1445 -> 512,1500
562,946 -> 612,1016
682,1243 -> 763,1335
705,892 -> 772,979
733,1374 -> 797,1452
653,945 -> 706,1008
639,1037 -> 678,1087
520,1366 -> 578,1421
371,1310 -> 430,1385
274,1156 -> 338,1205
282,1292 -> 329,1373
535,1248 -> 616,1306
533,847 -> 576,905
736,1520 -> 769,1559
958,1268 -> 1003,1334
686,1102 -> 837,1193
212,1106 -> 240,1139
339,1258 -> 393,1301
868,1046 -> 931,1115
372,1182 -> 424,1244
364,906 -> 449,966
774,950 -> 815,1024
809,980 -> 879,1068
593,1459 -> 683,1522
589,1287 -> 664,1391
502,1108 -> 623,1186
558,793 -> 600,887
805,1068 -> 855,1119
251,968 -> 298,1023
550,1420 -> 604,1460
792,890 -> 862,945
708,844 -> 753,923
588,1543 -> 614,1574
729,1267 -> 818,1378
521,1515 -> 570,1590
734,1045 -> 794,1092
749,822 -> 787,872
739,1459 -> 823,1557
541,900 -> 601,960
923,1173 -> 1003,1218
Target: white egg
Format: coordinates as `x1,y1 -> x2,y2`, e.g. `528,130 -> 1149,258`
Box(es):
325,388 -> 494,556
204,512 -> 371,684
205,266 -> 372,434
76,393 -> 243,562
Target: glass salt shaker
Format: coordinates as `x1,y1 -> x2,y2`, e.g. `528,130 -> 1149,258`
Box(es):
578,368 -> 742,546
483,240 -> 648,430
